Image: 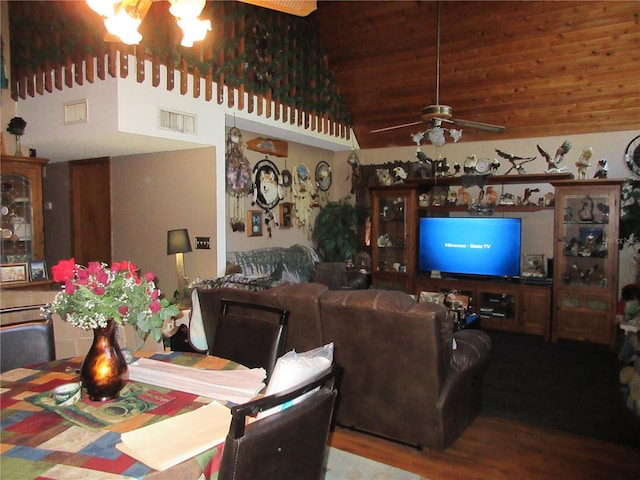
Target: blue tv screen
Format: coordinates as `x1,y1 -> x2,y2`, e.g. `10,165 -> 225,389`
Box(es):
418,217 -> 522,278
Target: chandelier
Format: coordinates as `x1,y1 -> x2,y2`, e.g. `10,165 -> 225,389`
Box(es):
87,0 -> 212,46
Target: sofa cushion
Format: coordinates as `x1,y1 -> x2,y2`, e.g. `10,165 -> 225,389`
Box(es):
312,262 -> 346,290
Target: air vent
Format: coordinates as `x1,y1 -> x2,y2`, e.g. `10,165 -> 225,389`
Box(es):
64,99 -> 88,125
159,109 -> 196,134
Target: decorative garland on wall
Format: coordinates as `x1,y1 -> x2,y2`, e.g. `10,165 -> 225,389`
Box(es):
7,1 -> 351,125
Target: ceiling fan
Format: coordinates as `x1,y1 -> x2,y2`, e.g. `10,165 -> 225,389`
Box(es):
371,1 -> 505,140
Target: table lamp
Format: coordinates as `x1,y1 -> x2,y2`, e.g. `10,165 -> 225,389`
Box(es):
167,228 -> 192,305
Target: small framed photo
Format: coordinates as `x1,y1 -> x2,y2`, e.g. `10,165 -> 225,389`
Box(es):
0,263 -> 29,284
247,210 -> 264,237
279,202 -> 293,228
522,254 -> 546,277
29,260 -> 48,281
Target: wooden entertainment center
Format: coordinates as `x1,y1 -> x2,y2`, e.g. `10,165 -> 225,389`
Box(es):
371,173 -> 623,346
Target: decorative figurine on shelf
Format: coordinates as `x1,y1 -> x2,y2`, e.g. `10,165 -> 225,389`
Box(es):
485,186 -> 498,205
6,116 -> 27,156
564,206 -> 574,222
499,192 -> 516,205
495,149 -> 536,174
457,187 -> 470,206
393,166 -> 408,184
523,188 -> 540,206
575,146 -> 593,179
572,263 -> 599,285
544,192 -> 555,207
596,202 -> 609,223
490,158 -> 501,173
593,158 -> 609,178
578,194 -> 595,221
537,140 -> 572,173
376,168 -> 393,186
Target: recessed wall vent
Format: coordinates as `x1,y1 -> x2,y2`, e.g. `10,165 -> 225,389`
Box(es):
159,109 -> 197,135
64,99 -> 88,125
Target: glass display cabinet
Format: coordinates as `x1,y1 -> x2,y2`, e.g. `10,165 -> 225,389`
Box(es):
551,179 -> 623,348
371,186 -> 417,292
1,155 -> 48,268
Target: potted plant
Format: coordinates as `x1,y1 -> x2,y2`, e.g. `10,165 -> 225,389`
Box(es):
620,179 -> 640,279
312,197 -> 366,262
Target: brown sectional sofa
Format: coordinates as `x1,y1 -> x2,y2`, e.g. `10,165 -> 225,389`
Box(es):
193,282 -> 491,450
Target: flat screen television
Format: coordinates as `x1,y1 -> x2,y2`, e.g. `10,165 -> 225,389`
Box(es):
418,217 -> 522,278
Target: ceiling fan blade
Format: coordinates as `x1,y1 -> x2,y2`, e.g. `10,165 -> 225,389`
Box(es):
370,120 -> 426,133
450,118 -> 506,132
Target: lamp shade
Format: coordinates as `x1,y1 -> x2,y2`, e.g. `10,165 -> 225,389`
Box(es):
167,229 -> 192,255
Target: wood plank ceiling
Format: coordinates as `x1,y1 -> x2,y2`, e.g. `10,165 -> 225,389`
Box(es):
308,1 -> 640,149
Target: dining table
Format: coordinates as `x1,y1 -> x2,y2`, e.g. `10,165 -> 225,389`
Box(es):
0,350 -> 248,480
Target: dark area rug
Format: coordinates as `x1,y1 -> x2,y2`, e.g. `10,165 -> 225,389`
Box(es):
481,330 -> 640,448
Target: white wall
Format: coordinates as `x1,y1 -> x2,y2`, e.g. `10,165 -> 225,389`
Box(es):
111,147 -> 217,298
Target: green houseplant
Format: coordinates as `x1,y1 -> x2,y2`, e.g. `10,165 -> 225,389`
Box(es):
312,197 -> 366,262
620,179 -> 640,277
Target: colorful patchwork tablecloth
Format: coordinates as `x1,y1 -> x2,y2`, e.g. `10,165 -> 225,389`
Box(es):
1,351 -> 242,479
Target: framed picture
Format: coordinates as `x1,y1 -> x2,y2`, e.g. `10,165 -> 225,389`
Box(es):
247,210 -> 263,237
29,260 -> 48,281
279,202 -> 293,228
522,254 -> 546,277
0,263 -> 29,284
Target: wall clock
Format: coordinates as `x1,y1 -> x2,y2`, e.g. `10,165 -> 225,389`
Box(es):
624,134 -> 640,176
315,161 -> 332,191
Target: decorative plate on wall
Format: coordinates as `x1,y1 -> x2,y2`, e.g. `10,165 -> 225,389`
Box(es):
625,134 -> 640,176
252,157 -> 284,211
315,161 -> 332,191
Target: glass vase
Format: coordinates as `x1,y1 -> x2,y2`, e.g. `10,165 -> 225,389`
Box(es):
80,319 -> 129,401
14,135 -> 24,156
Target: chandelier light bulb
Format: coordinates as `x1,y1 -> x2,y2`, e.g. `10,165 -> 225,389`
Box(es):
104,8 -> 142,44
178,17 -> 212,47
87,0 -> 118,17
169,0 -> 206,19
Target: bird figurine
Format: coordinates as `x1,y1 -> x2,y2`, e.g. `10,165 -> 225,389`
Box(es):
393,166 -> 408,184
537,140 -> 571,173
593,158 -> 609,178
495,149 -> 537,175
572,263 -> 599,285
523,188 -> 540,206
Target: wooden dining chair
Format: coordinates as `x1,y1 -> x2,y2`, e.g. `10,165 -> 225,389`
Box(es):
211,299 -> 289,380
1,305 -> 56,373
218,366 -> 338,480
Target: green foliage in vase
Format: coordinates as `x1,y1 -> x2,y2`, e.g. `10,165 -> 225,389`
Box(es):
312,198 -> 366,262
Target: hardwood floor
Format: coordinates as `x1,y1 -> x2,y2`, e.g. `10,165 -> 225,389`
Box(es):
328,414 -> 640,480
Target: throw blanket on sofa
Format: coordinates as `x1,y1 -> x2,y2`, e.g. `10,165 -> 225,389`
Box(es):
187,245 -> 320,351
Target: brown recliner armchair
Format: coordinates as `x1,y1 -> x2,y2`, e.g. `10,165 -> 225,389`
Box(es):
319,289 -> 491,450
